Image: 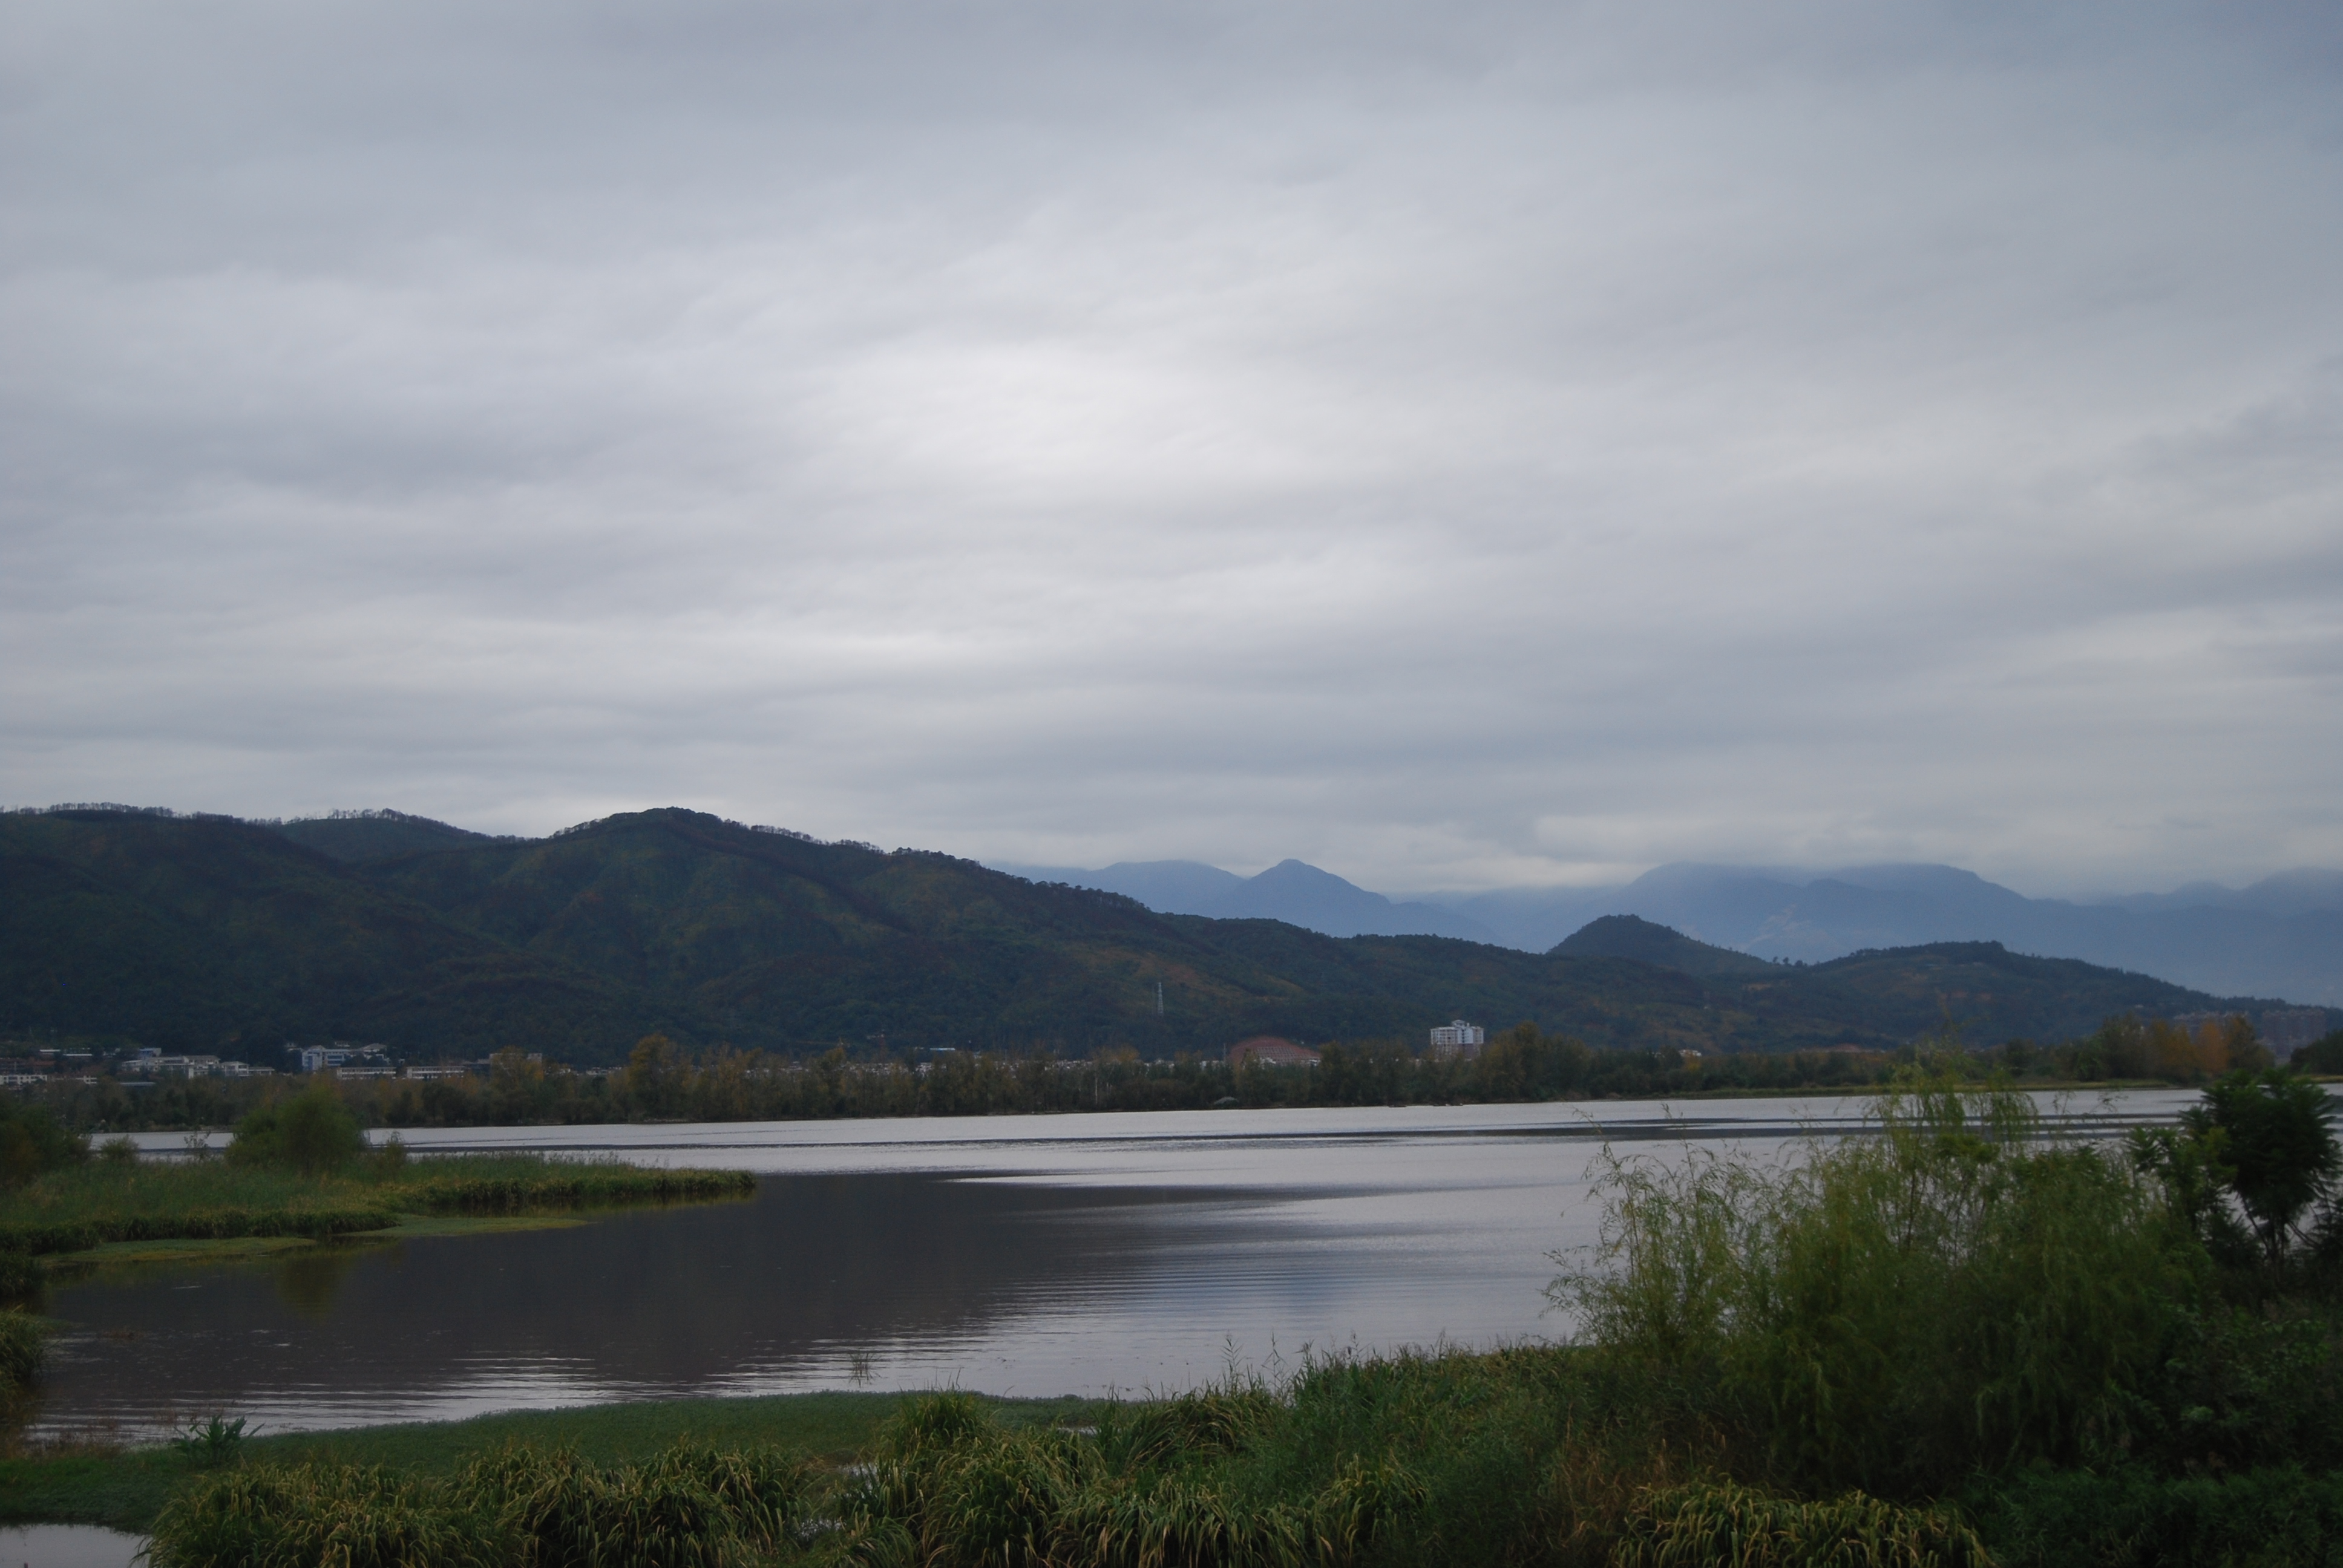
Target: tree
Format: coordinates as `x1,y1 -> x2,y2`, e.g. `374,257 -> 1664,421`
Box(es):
2295,1029 -> 2343,1075
228,1085 -> 364,1177
0,1099 -> 87,1186
2194,1068 -> 2340,1270
624,1034 -> 683,1117
2136,1067 -> 2341,1279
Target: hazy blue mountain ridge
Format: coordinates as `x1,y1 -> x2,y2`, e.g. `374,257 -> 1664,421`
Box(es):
991,857 -> 1496,941
1440,863 -> 2343,1005
1013,855 -> 2343,1005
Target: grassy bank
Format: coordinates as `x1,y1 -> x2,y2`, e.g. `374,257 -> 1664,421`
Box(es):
25,1347 -> 2339,1566
0,1154 -> 755,1282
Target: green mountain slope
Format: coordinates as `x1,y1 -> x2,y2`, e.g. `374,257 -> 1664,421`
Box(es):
0,812 -> 654,1059
1553,913 -> 1774,977
2,808 -> 2294,1067
272,809 -> 513,863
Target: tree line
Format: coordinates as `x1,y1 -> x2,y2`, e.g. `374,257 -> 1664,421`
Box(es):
12,1010 -> 2328,1135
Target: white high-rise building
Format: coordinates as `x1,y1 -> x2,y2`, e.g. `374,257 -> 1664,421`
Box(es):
1428,1019 -> 1485,1060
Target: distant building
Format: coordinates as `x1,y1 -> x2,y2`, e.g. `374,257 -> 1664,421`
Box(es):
1227,1036 -> 1320,1068
2261,1008 -> 2332,1059
1428,1020 -> 1484,1060
119,1053 -> 223,1078
295,1042 -> 388,1074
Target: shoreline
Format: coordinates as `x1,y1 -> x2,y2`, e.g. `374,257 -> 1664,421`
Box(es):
88,1073 -> 2316,1143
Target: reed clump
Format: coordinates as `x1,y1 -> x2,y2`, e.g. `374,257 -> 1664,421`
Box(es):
1611,1480 -> 1991,1568
144,1463 -> 506,1568
147,1440 -> 819,1568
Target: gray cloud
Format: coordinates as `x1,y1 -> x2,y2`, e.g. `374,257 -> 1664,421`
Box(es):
5,0 -> 2341,898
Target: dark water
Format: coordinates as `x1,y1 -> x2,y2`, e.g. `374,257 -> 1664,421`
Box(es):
27,1094 -> 2199,1436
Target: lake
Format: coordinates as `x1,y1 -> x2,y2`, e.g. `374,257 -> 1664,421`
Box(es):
28,1091 -> 2205,1439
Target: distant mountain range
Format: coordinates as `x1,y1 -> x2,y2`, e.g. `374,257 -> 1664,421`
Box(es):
1004,858 -> 2343,1006
996,858 -> 1499,942
7,806 -> 2318,1067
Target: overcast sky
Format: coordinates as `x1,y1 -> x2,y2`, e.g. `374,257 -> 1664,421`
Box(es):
5,1 -> 2341,898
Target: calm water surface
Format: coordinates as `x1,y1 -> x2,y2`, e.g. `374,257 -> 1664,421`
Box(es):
30,1093 -> 2200,1437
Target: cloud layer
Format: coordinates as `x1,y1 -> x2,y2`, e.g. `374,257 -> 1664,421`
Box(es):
6,0 -> 2341,896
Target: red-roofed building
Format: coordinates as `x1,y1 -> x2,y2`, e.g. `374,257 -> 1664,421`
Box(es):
1227,1036 -> 1320,1068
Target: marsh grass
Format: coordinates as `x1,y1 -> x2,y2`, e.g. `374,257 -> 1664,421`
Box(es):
1612,1480 -> 1991,1568
819,1363 -> 1664,1567
146,1463 -> 508,1568
149,1441 -> 821,1568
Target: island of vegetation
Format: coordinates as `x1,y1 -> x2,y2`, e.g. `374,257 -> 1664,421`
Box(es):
4,1066 -> 2339,1566
0,1082 -> 752,1302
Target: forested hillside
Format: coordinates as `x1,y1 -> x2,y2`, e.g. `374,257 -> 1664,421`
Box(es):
0,808 -> 2300,1067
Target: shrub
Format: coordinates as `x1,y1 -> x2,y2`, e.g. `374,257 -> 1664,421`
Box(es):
0,1098 -> 87,1186
1975,1463 -> 2343,1568
364,1132 -> 410,1179
0,1250 -> 40,1299
2295,1030 -> 2343,1076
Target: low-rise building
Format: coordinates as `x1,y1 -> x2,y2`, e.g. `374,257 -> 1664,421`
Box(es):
119,1051 -> 224,1078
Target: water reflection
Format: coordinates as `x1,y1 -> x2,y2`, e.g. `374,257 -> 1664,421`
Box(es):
33,1094 -> 2206,1436
273,1247 -> 363,1321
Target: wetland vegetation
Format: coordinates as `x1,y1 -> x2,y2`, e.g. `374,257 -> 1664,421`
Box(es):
0,1083 -> 752,1322
6,1067 -> 2338,1565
